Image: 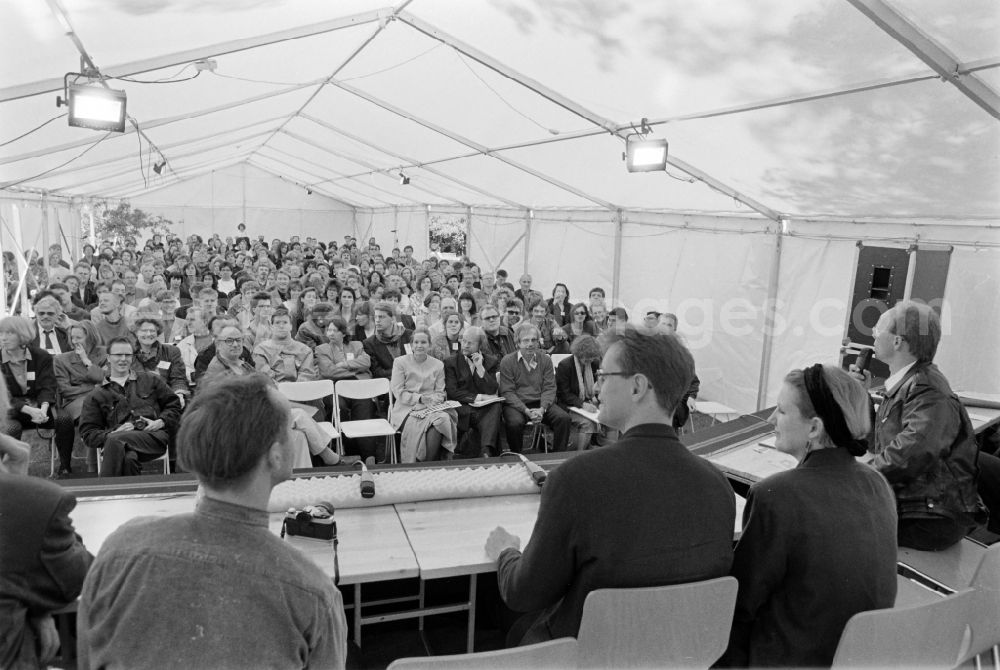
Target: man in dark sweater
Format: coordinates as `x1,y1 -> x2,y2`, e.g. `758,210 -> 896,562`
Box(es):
497,322 -> 570,452
486,327 -> 736,646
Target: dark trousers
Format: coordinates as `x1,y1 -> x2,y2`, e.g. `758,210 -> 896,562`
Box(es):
3,409 -> 76,470
978,451 -> 1000,534
456,402 -> 502,457
897,516 -> 970,551
99,430 -> 169,477
502,401 -> 571,453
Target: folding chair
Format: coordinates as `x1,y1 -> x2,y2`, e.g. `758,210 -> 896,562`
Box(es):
387,638 -> 577,670
96,445 -> 171,475
831,588 -> 976,669
577,576 -> 738,669
334,378 -> 397,463
956,544 -> 1000,667
277,380 -> 340,454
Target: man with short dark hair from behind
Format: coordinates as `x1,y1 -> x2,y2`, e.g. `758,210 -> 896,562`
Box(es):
77,375 -> 347,669
486,326 -> 735,646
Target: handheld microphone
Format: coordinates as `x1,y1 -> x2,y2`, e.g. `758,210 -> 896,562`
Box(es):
516,453 -> 547,488
358,457 -> 375,499
856,347 -> 873,372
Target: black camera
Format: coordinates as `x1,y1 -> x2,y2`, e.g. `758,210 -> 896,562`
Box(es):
132,415 -> 149,431
282,502 -> 337,541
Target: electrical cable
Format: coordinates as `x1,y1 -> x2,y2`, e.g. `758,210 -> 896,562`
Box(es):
340,43 -> 442,81
0,133 -> 111,189
454,51 -> 559,135
0,113 -> 68,148
136,130 -> 147,188
114,64 -> 198,84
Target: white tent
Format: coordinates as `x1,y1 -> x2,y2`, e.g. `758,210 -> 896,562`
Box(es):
1,0 -> 998,411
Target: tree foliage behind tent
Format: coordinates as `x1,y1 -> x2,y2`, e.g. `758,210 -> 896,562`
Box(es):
428,214 -> 466,255
96,202 -> 174,243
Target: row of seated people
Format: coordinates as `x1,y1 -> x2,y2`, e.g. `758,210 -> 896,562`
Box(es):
0,296 -> 674,477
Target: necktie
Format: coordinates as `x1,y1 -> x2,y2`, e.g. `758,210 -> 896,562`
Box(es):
43,331 -> 54,351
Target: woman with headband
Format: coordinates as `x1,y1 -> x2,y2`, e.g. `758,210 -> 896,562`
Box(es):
720,364 -> 898,668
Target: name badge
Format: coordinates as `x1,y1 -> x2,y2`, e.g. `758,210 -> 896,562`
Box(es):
157,360 -> 171,370
451,342 -> 459,351
26,371 -> 35,381
346,352 -> 355,361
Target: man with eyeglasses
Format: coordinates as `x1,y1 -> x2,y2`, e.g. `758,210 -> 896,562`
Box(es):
32,296 -> 71,355
501,296 -> 524,330
79,337 -> 182,476
486,326 -> 736,646
479,305 -> 516,359
497,322 -> 571,453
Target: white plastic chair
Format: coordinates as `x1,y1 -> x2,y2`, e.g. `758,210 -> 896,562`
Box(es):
956,544 -> 1000,666
97,445 -> 171,475
831,588 -> 975,669
277,380 -> 340,454
334,378 -> 397,463
387,638 -> 577,669
577,576 -> 738,669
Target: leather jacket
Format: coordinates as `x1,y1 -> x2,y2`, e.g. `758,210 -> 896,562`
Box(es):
870,362 -> 981,522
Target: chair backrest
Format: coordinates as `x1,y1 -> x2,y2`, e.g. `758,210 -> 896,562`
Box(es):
957,544 -> 1000,663
551,353 -> 572,370
831,588 -> 975,669
577,576 -> 738,669
334,378 -> 391,401
277,379 -> 334,403
387,637 -> 577,670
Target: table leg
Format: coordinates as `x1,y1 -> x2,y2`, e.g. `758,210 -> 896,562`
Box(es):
354,583 -> 362,648
466,574 -> 477,653
418,579 -> 426,631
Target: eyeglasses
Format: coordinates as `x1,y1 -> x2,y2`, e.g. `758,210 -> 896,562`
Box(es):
574,311 -> 587,316
217,337 -> 242,346
135,329 -> 158,336
507,310 -> 521,316
482,314 -> 499,321
596,369 -> 631,382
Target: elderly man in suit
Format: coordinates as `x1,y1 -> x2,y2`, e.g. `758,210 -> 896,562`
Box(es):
445,326 -> 502,458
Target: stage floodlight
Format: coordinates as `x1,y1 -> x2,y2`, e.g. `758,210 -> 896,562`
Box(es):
625,137 -> 668,173
153,160 -> 166,175
66,85 -> 127,132
399,172 -> 410,185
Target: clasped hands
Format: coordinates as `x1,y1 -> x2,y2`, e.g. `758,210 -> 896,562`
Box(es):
112,418 -> 165,433
20,404 -> 49,424
524,407 -> 544,421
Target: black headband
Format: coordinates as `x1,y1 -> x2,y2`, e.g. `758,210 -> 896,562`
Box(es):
802,364 -> 867,455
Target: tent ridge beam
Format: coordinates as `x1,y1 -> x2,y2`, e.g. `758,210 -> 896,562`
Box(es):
298,113 -> 524,208
331,80 -> 618,210
252,1 -> 416,159
396,12 -> 620,135
275,128 -> 455,205
258,145 -> 446,206
846,0 -> 1000,119
254,148 -> 420,207
246,159 -> 368,209
393,13 -> 779,219
0,8 -> 393,103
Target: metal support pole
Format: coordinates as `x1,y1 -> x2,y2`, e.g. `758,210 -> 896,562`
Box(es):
465,206 -> 473,260
523,209 -> 532,277
41,194 -> 50,280
756,227 -> 784,410
611,209 -> 624,307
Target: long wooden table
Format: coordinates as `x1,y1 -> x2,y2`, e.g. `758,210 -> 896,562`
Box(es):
69,469 -> 745,654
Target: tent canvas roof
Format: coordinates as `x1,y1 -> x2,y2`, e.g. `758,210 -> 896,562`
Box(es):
1,0 -> 997,221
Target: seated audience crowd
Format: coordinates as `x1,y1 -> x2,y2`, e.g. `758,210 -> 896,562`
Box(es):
3,232 -> 650,474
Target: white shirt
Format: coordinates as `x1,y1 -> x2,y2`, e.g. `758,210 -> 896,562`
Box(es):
884,361 -> 917,395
